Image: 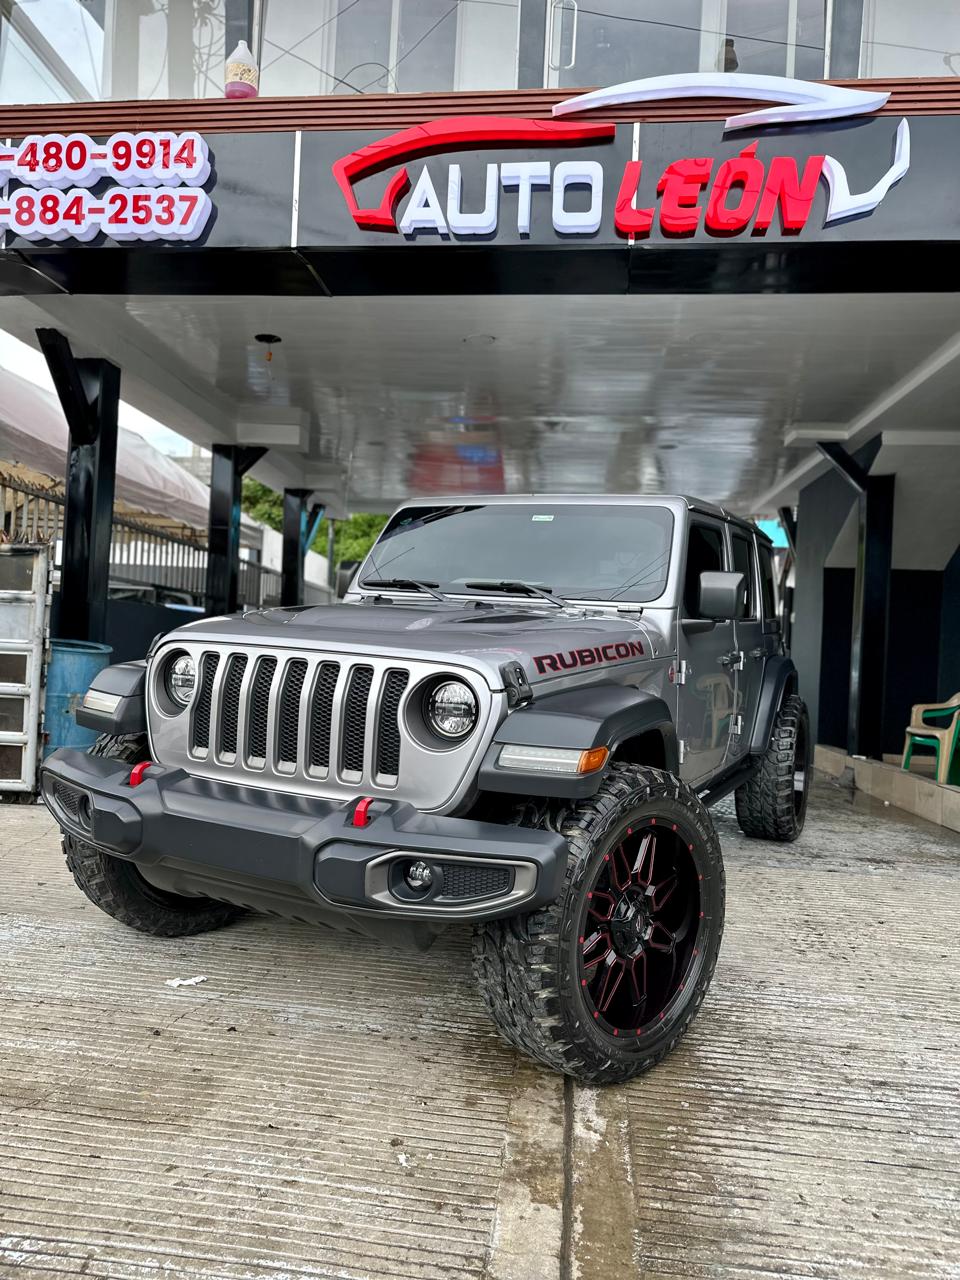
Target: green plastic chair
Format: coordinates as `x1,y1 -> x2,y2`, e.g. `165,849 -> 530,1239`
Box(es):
901,693 -> 960,785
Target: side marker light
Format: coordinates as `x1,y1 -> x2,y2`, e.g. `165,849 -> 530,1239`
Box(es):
578,747 -> 609,774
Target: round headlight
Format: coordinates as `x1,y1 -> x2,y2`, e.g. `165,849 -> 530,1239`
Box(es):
165,654 -> 197,707
427,680 -> 478,740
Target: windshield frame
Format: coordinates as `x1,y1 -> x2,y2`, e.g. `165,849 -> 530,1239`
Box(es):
354,498 -> 683,607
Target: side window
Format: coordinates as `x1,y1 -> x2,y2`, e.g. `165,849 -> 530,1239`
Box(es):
757,542 -> 778,621
683,523 -> 725,616
731,533 -> 757,618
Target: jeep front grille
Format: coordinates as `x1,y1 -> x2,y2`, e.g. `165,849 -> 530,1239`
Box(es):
150,644 -> 498,811
309,661 -> 339,770
185,650 -> 412,788
341,664 -> 373,775
247,655 -> 276,761
376,670 -> 409,777
218,654 -> 247,755
278,659 -> 308,764
193,652 -> 219,750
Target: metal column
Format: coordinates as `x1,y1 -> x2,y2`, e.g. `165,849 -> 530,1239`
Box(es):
281,489 -> 324,608
817,443 -> 894,759
205,445 -> 266,616
777,504 -> 798,653
37,328 -> 120,645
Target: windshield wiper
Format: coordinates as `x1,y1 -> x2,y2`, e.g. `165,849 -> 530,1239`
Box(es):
463,580 -> 564,608
360,576 -> 449,602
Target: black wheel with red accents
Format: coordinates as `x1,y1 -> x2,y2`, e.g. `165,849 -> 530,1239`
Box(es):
472,763 -> 724,1085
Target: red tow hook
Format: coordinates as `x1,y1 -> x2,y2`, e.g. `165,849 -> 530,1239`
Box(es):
129,761 -> 154,787
352,796 -> 374,828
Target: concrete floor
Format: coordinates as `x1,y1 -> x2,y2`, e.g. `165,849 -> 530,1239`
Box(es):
1,777 -> 958,1280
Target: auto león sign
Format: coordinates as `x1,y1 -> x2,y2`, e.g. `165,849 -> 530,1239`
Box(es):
1,73 -> 912,250
331,73 -> 910,241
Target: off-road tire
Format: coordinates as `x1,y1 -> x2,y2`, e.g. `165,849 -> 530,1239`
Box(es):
63,733 -> 243,937
734,693 -> 810,842
472,763 -> 725,1085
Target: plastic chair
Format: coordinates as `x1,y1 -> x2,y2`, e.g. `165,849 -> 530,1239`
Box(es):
901,693 -> 960,785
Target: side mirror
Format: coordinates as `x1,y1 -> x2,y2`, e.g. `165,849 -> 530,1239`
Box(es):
698,570 -> 747,621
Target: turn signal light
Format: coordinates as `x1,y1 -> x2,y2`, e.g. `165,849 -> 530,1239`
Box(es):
498,744 -> 610,775
578,747 -> 609,774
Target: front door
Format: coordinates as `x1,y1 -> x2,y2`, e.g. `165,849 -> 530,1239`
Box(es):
728,529 -> 766,761
677,519 -> 735,784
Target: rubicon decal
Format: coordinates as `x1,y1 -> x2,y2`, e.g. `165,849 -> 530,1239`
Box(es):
534,641 -> 645,675
332,73 -> 910,239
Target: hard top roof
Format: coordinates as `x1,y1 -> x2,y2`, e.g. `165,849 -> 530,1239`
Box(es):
390,494 -> 771,544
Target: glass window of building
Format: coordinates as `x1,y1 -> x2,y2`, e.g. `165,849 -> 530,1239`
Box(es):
721,0 -> 825,78
545,1 -> 702,87
6,0 -> 953,106
0,0 -> 228,103
260,0 -> 521,97
0,0 -> 104,103
860,0 -> 960,76
543,0 -> 825,87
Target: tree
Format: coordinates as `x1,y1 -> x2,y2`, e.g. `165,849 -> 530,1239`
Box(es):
241,479 -> 387,567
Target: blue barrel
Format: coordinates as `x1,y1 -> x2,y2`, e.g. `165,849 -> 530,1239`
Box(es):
44,639 -> 113,755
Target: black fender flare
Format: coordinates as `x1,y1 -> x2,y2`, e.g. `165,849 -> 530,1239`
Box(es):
74,660 -> 147,736
749,655 -> 799,755
478,683 -> 678,798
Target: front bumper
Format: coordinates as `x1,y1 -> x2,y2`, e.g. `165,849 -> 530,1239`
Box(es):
40,749 -> 567,931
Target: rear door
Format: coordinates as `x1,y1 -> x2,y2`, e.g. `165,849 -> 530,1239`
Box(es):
728,529 -> 766,762
677,518 -> 735,784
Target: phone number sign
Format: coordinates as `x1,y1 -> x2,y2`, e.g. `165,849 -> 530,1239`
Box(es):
0,130 -> 213,243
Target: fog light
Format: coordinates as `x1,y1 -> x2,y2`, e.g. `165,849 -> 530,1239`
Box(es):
405,860 -> 434,891
77,793 -> 92,830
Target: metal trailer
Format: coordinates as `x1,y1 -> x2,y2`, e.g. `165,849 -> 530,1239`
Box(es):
0,544 -> 50,800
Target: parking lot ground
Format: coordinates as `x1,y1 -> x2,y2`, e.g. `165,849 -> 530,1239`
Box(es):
1,775 -> 958,1280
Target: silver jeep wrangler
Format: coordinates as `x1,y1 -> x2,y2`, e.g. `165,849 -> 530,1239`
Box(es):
42,495 -> 809,1084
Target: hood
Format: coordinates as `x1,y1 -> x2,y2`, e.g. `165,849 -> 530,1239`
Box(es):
163,600 -> 661,689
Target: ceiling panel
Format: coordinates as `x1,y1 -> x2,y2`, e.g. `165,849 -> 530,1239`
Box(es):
13,291 -> 960,513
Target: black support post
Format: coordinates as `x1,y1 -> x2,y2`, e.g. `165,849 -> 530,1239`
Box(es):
849,474 -> 895,760
817,442 -> 894,758
205,445 -> 266,616
37,328 -> 120,645
777,506 -> 797,654
777,505 -> 797,556
281,489 -> 324,607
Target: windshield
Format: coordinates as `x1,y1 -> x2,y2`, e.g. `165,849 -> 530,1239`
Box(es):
361,503 -> 674,603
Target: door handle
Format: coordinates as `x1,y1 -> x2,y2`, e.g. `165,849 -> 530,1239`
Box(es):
548,0 -> 578,71
564,0 -> 579,70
